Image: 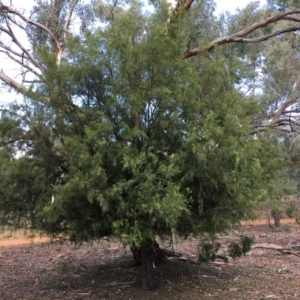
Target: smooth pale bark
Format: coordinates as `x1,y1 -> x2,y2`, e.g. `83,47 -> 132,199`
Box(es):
183,9 -> 300,58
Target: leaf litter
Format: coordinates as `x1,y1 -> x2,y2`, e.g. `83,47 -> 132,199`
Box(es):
1,223 -> 300,299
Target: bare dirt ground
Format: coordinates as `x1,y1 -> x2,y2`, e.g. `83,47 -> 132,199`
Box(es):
1,220 -> 300,300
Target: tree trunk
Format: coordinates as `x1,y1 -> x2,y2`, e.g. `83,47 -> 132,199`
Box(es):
271,210 -> 281,228
141,243 -> 157,290
131,240 -> 167,266
274,214 -> 281,228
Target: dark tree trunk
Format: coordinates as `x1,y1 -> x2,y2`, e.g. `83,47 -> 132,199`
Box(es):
131,240 -> 167,266
274,214 -> 281,227
141,243 -> 157,290
272,210 -> 281,228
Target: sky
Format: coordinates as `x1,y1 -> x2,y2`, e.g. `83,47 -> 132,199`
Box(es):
215,0 -> 266,14
0,0 -> 266,105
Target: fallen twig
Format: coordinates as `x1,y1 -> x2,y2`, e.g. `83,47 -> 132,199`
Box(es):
101,281 -> 135,287
252,243 -> 300,257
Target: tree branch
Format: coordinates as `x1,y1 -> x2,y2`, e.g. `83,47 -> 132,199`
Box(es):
0,69 -> 28,93
184,9 -> 300,58
0,21 -> 43,74
251,123 -> 300,135
169,0 -> 194,23
252,243 -> 300,258
63,0 -> 79,41
0,69 -> 48,104
56,0 -> 79,66
254,76 -> 300,133
0,136 -> 27,147
0,48 -> 41,78
4,15 -> 44,72
1,4 -> 62,65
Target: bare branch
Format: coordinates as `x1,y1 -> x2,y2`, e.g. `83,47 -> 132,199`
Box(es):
1,5 -> 60,49
251,125 -> 299,135
5,13 -> 28,32
0,17 -> 44,72
1,5 -> 62,65
229,26 -> 300,43
57,0 -> 79,66
0,49 -> 41,78
282,15 -> 300,22
0,40 -> 25,59
63,0 -> 79,41
269,96 -> 298,122
5,16 -> 44,72
251,116 -> 300,134
282,109 -> 300,115
277,118 -> 300,126
0,69 -> 46,103
252,243 -> 300,258
256,76 -> 300,134
0,36 -> 42,78
184,9 -> 300,58
0,69 -> 28,93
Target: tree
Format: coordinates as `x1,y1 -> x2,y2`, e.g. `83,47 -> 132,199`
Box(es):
231,0 -> 300,219
0,0 -> 289,290
217,0 -> 300,134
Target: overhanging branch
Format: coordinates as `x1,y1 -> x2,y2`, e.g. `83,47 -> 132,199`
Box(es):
183,9 -> 300,58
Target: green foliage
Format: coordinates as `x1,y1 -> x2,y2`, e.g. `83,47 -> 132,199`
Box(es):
267,0 -> 298,11
198,241 -> 221,263
286,200 -> 298,218
285,200 -> 300,224
198,235 -> 254,263
228,235 -> 255,258
0,1 -> 286,251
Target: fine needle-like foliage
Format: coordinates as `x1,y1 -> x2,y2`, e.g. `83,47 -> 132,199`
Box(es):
0,0 -> 286,290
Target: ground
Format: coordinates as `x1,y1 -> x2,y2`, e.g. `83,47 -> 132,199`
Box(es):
1,220 -> 300,300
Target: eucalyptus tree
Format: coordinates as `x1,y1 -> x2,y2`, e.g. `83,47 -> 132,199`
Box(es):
219,0 -> 300,134
0,0 -> 294,290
